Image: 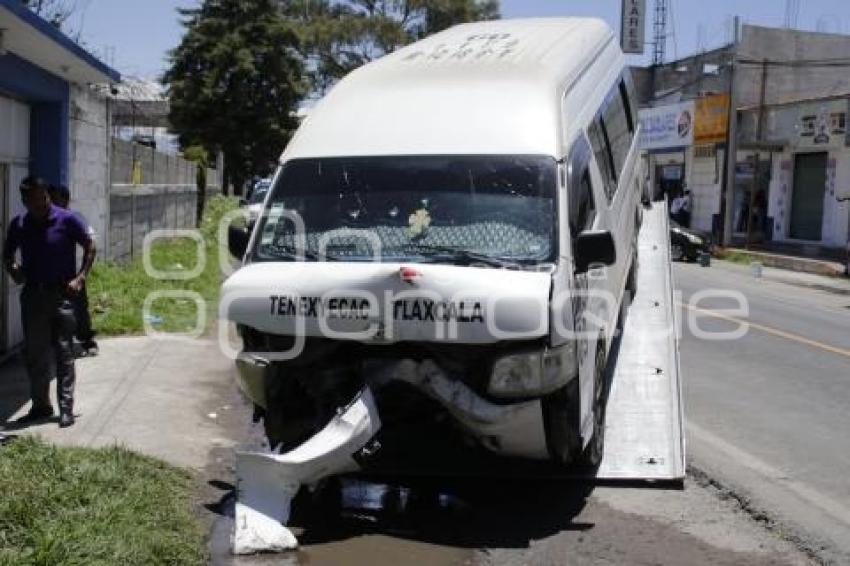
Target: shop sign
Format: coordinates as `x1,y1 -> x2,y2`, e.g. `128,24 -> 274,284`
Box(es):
796,99 -> 848,150
638,101 -> 695,150
694,94 -> 729,144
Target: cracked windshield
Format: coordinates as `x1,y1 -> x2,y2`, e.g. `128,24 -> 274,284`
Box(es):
254,156 -> 557,264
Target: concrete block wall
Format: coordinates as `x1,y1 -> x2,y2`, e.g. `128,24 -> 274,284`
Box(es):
738,26 -> 850,108
109,185 -> 198,263
69,84 -> 110,252
111,138 -> 197,186
106,139 -> 222,262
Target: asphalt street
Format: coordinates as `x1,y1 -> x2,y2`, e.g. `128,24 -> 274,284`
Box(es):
675,260 -> 850,564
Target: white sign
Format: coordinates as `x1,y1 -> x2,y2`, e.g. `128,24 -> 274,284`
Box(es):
621,0 -> 646,54
639,102 -> 695,150
797,99 -> 848,150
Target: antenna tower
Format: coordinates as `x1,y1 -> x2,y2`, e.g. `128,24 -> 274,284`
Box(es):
653,0 -> 668,65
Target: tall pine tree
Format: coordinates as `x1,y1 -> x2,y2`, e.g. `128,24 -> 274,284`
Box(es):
163,0 -> 306,194
281,0 -> 500,95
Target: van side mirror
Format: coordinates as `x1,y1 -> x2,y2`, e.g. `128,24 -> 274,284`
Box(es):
228,224 -> 251,259
574,230 -> 616,273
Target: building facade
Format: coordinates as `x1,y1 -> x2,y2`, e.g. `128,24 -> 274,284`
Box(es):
0,0 -> 120,352
633,24 -> 850,259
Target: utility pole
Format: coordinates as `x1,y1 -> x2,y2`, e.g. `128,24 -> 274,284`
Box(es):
721,16 -> 740,247
745,59 -> 769,249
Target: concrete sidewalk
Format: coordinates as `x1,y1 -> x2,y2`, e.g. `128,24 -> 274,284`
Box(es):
723,248 -> 847,278
0,334 -> 239,470
711,259 -> 850,296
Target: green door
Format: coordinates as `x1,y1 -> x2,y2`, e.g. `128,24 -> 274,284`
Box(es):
790,153 -> 827,241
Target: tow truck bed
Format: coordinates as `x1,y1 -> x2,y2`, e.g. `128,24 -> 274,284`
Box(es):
596,202 -> 685,482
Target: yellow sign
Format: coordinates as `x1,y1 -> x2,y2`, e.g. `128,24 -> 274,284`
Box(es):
694,94 -> 730,144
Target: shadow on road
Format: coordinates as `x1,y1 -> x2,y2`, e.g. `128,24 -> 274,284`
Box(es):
294,475 -> 596,549
207,471 -> 596,561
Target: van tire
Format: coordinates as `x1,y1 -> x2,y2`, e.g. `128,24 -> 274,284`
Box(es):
626,233 -> 639,301
578,341 -> 608,471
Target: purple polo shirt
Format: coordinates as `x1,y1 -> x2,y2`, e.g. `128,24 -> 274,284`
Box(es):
5,205 -> 90,285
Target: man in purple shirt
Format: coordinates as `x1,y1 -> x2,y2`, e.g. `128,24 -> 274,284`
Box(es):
3,177 -> 96,428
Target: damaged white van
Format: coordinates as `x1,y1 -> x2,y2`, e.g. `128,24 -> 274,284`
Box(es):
222,18 -> 643,549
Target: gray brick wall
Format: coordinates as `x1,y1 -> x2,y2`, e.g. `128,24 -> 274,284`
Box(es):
108,185 -> 199,263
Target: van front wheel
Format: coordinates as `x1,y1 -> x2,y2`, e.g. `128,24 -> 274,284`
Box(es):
578,342 -> 608,470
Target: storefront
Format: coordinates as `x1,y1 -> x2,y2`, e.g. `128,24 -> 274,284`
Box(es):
639,95 -> 731,236
640,92 -> 850,251
638,100 -> 694,210
742,97 -> 850,248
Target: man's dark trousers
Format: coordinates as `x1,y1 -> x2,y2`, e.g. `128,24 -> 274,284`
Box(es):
21,285 -> 77,415
72,282 -> 95,344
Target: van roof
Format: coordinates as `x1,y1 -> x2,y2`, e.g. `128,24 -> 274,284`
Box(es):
283,18 -> 617,161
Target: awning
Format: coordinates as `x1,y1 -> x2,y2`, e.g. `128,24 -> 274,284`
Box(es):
0,0 -> 120,85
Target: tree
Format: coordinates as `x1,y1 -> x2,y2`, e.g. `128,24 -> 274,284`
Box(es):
21,0 -> 76,28
163,0 -> 305,195
281,0 -> 500,94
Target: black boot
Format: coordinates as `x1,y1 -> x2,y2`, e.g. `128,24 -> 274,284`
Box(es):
59,412 -> 75,428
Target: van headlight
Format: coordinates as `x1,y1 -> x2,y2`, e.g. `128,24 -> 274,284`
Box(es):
488,343 -> 576,398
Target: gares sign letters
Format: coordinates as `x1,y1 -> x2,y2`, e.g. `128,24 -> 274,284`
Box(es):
621,0 -> 646,54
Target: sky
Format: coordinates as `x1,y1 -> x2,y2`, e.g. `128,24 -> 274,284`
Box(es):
66,0 -> 850,79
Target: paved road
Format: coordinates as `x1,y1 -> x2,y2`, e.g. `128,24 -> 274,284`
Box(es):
675,261 -> 850,564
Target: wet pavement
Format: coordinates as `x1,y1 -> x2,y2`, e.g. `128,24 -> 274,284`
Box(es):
204,385 -> 812,566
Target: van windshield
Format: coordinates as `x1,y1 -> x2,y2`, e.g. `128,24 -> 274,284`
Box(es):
251,156 -> 558,265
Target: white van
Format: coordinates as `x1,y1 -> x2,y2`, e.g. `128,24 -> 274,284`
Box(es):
223,17 -> 643,470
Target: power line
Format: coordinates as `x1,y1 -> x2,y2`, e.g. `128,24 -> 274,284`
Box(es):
738,57 -> 850,68
784,0 -> 800,29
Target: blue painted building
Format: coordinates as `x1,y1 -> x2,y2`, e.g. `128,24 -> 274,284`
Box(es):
0,0 -> 120,351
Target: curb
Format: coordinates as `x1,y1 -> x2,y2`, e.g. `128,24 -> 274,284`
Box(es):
711,260 -> 850,297
720,249 -> 847,278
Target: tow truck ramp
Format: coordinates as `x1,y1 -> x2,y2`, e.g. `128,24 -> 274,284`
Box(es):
597,202 -> 685,482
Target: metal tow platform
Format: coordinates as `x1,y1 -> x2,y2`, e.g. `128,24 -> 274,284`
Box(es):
596,202 -> 685,482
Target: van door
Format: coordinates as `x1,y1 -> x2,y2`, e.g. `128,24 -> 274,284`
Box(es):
585,120 -> 620,337
566,136 -> 606,441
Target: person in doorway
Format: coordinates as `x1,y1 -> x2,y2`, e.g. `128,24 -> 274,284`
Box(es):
670,191 -> 686,225
3,177 -> 95,428
680,189 -> 693,228
48,184 -> 99,356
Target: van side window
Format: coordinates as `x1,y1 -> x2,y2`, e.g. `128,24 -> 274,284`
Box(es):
570,170 -> 597,238
623,71 -> 640,124
588,120 -> 617,199
601,85 -> 633,196
619,79 -> 635,133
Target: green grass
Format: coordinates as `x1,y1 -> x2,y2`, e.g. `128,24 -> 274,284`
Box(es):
719,251 -> 754,265
0,436 -> 206,566
88,196 -> 239,335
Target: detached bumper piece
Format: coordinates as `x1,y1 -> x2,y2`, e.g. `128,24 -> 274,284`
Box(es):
231,387 -> 381,555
